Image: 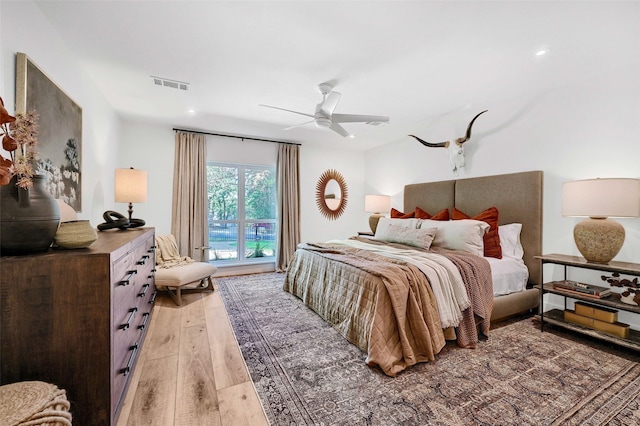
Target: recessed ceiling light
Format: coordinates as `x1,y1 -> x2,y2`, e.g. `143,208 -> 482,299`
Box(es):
188,109 -> 196,114
535,47 -> 551,57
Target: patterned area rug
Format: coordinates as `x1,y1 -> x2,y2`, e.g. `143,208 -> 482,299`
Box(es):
217,272 -> 640,426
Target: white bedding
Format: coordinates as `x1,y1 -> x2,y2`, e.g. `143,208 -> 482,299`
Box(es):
485,256 -> 529,296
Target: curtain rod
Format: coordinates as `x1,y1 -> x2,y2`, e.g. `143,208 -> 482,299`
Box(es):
172,128 -> 301,146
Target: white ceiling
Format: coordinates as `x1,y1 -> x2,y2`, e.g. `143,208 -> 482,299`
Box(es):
34,1 -> 638,151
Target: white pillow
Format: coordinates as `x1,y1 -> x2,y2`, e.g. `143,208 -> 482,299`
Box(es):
377,224 -> 437,249
374,218 -> 420,239
499,223 -> 524,260
418,219 -> 489,256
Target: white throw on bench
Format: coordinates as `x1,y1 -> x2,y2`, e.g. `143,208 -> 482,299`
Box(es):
154,234 -> 217,305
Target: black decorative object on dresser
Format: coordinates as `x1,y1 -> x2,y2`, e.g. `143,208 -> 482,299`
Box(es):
536,253 -> 640,351
0,228 -> 156,425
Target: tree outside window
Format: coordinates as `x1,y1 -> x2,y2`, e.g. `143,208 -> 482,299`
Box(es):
207,163 -> 276,262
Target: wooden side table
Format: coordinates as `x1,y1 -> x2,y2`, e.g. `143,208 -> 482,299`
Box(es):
536,253 -> 640,351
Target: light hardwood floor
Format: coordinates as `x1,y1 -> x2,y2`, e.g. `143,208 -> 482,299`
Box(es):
117,283 -> 270,426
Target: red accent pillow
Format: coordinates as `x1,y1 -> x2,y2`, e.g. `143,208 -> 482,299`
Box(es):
416,207 -> 450,221
390,208 -> 415,219
452,207 -> 502,258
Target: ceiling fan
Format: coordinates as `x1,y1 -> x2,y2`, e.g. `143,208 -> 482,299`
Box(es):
260,83 -> 390,137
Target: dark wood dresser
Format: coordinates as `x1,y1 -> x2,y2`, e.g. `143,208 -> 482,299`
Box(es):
0,227 -> 156,425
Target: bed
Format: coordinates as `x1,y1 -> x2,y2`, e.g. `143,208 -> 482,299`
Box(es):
283,170 -> 543,376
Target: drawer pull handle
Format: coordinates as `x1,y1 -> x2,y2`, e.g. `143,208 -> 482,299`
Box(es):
119,307 -> 138,330
138,283 -> 150,298
149,291 -> 157,305
138,312 -> 150,330
137,255 -> 150,265
119,270 -> 137,286
119,343 -> 139,376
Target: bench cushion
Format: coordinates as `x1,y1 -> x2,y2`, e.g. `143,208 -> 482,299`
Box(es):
155,262 -> 218,288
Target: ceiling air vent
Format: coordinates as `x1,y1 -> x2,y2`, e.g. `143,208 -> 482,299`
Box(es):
151,76 -> 189,91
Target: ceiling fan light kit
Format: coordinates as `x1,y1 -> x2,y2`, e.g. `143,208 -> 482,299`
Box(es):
315,117 -> 332,128
260,83 -> 390,137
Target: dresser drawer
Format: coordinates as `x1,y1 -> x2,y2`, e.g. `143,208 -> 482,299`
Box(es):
113,271 -> 139,332
111,231 -> 156,418
112,325 -> 141,412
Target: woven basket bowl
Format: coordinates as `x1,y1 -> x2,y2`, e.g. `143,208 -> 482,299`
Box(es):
54,220 -> 98,249
0,381 -> 71,425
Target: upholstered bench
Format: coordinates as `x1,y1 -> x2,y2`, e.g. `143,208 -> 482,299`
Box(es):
155,234 -> 218,305
155,262 -> 217,305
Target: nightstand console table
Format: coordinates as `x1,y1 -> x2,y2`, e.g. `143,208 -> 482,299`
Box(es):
535,253 -> 640,351
0,228 -> 156,425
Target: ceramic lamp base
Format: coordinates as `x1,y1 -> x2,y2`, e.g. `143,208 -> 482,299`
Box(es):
574,218 -> 625,264
369,213 -> 384,234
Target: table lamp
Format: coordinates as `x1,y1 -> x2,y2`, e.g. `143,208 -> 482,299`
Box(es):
365,194 -> 391,234
562,178 -> 640,263
115,167 -> 148,223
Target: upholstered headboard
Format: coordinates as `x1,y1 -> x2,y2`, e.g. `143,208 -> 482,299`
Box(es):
404,171 -> 544,286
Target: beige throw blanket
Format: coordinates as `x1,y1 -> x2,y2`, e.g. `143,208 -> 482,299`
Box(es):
349,237 -> 494,347
155,234 -> 195,269
285,243 -> 446,377
327,238 -> 470,329
283,239 -> 493,376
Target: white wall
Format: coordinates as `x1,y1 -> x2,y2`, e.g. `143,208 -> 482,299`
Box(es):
299,145 -> 365,242
1,1 -> 120,227
117,120 -> 175,234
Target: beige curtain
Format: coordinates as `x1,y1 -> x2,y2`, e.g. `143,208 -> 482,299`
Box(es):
276,143 -> 301,272
172,131 -> 208,261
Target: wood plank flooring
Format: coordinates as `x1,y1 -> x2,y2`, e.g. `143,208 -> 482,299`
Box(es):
117,283 -> 270,426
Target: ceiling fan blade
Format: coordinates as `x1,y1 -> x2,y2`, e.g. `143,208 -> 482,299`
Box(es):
283,120 -> 315,131
330,122 -> 352,137
320,91 -> 341,116
331,114 -> 390,123
259,104 -> 315,118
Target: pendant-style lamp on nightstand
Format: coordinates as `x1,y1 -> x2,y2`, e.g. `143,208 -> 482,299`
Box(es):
562,178 -> 640,264
365,194 -> 391,234
115,167 -> 148,223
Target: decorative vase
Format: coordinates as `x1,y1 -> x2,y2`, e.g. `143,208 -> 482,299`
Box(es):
0,175 -> 60,255
54,220 -> 98,249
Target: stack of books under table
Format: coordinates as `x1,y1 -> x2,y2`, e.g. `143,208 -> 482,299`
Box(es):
552,280 -> 630,338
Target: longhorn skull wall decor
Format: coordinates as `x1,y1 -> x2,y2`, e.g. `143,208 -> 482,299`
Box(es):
409,110 -> 488,172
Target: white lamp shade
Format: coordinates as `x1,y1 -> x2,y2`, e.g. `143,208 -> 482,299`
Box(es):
115,168 -> 148,203
365,194 -> 391,213
562,178 -> 640,219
